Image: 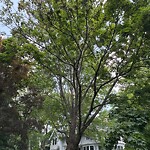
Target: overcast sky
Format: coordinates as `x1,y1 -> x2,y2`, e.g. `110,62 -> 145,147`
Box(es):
0,0 -> 19,36
0,24 -> 10,36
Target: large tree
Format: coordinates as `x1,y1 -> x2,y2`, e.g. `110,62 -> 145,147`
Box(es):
0,0 -> 149,150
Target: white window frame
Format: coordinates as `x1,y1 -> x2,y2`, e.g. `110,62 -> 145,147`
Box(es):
83,145 -> 95,150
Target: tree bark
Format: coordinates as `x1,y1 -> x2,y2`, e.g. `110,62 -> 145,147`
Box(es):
66,125 -> 81,150
66,137 -> 80,150
66,144 -> 80,150
19,133 -> 28,150
19,124 -> 29,150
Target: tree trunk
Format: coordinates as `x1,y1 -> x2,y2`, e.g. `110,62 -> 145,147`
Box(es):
66,133 -> 81,150
19,124 -> 29,150
19,133 -> 28,150
66,140 -> 80,150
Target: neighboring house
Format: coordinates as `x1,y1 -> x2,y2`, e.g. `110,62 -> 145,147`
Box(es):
47,133 -> 125,150
113,139 -> 125,150
50,136 -> 100,150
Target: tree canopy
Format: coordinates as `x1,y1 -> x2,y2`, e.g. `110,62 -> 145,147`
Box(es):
0,0 -> 150,150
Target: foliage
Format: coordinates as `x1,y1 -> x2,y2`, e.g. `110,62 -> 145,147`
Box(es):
84,110 -> 116,149
107,65 -> 150,150
0,37 -> 45,150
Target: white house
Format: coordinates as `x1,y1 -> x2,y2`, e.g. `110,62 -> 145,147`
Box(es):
48,134 -> 125,150
113,137 -> 125,150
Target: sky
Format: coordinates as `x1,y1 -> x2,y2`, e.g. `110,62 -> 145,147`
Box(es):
0,0 -> 19,37
0,23 -> 11,36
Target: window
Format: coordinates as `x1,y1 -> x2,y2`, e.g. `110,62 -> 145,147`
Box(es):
52,138 -> 57,145
83,146 -> 94,150
55,138 -> 57,145
90,146 -> 94,150
117,146 -> 123,150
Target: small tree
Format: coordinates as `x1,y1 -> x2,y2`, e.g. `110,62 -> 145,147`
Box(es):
0,37 -> 44,150
0,0 -> 149,149
107,60 -> 150,150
